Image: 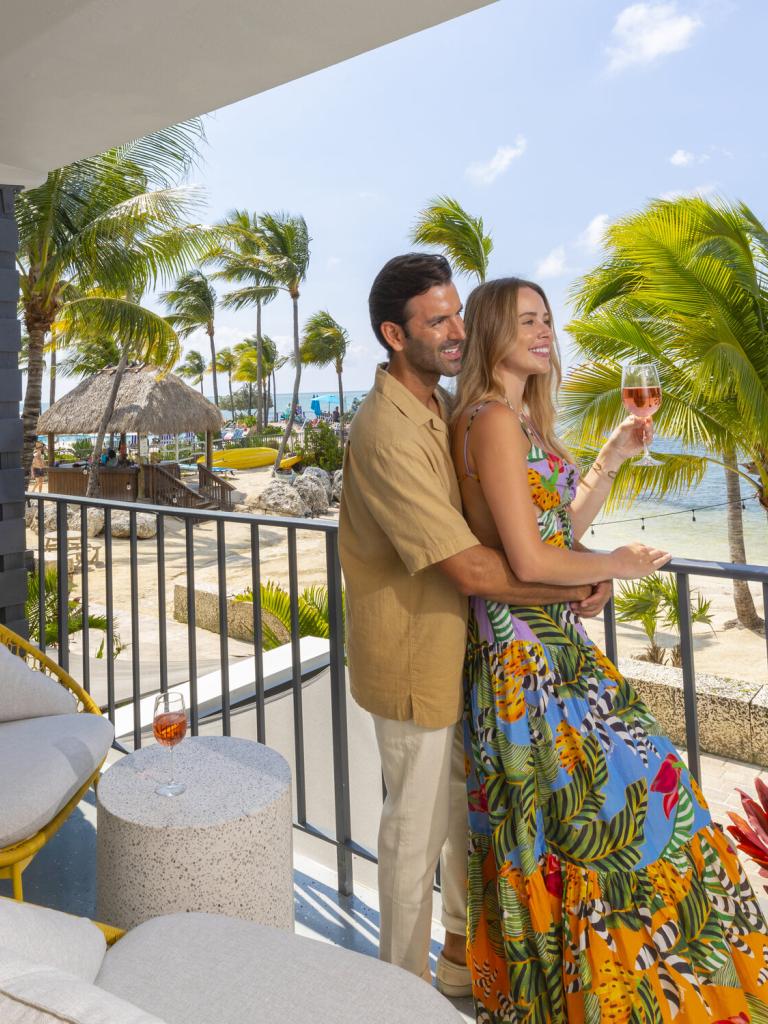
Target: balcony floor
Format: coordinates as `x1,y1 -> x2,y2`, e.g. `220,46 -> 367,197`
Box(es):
3,745 -> 767,1024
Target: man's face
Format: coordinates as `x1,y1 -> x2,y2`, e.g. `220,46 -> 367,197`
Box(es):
391,283 -> 465,378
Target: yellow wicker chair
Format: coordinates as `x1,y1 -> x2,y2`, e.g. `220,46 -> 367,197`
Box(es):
0,624 -> 108,901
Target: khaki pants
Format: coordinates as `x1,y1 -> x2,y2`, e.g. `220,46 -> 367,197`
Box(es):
372,715 -> 468,980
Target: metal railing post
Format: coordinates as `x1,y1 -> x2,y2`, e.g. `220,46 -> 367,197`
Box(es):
676,571 -> 701,784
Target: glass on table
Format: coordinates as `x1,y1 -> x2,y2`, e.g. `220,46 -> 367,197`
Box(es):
152,692 -> 187,796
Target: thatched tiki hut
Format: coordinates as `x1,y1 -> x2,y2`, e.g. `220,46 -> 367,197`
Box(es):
37,365 -> 231,509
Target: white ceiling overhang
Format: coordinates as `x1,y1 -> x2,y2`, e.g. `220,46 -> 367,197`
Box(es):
1,0 -> 494,187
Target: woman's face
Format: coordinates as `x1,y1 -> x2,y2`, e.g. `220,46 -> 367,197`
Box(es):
499,286 -> 553,381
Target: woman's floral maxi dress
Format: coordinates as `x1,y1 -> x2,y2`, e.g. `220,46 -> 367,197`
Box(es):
464,434 -> 768,1024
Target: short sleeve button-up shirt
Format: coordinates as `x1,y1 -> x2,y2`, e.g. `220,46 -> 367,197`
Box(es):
339,366 -> 479,728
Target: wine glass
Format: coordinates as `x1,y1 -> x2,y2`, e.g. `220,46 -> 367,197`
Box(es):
621,362 -> 662,466
152,692 -> 187,796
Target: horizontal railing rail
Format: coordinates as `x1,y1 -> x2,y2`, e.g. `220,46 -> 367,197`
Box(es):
24,490 -> 768,896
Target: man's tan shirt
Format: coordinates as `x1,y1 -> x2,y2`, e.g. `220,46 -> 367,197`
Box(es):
339,366 -> 479,729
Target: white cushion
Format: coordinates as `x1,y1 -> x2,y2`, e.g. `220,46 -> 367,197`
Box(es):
0,898 -> 106,982
98,913 -> 462,1024
0,953 -> 166,1024
0,645 -> 76,723
0,714 -> 114,847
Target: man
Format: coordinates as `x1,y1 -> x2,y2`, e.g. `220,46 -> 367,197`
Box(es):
339,253 -> 609,993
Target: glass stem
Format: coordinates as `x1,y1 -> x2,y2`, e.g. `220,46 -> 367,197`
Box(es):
169,744 -> 175,785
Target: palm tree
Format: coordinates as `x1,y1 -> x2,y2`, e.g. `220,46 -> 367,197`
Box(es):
214,210 -> 280,429
300,311 -> 349,430
411,195 -> 492,283
254,213 -> 311,471
215,347 -> 237,415
161,269 -> 220,404
564,195 -> 768,629
234,334 -> 279,420
15,120 -> 208,479
177,350 -> 207,393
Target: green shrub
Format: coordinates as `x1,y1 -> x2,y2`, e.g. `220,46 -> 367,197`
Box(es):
295,421 -> 343,471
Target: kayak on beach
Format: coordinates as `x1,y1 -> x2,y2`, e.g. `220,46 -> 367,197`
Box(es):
201,447 -> 302,470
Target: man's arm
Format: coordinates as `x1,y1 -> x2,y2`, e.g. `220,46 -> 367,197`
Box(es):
436,545 -> 592,605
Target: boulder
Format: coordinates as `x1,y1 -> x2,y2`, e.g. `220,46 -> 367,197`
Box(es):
332,470 -> 343,503
256,481 -> 310,518
25,504 -> 104,537
294,475 -> 329,516
110,511 -> 158,539
301,466 -> 332,501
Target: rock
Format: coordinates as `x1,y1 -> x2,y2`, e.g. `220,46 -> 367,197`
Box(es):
256,481 -> 310,518
332,469 -> 343,503
110,510 -> 158,539
294,475 -> 329,516
26,503 -> 104,537
301,466 -> 332,500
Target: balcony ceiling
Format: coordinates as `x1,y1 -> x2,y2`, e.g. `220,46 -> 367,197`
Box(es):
1,0 -> 493,187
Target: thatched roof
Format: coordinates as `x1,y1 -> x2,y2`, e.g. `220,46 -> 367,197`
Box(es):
37,364 -> 223,435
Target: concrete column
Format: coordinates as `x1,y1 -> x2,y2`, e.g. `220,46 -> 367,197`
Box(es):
0,184 -> 27,634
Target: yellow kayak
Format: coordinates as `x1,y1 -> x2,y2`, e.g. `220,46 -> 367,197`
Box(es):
202,447 -> 302,470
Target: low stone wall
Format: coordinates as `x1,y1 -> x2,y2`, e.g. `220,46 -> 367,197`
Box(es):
173,584 -> 289,646
621,657 -> 768,768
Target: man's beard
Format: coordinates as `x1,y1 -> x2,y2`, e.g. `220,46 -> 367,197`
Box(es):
402,328 -> 462,378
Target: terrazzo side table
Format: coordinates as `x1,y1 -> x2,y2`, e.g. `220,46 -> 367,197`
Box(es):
96,735 -> 293,931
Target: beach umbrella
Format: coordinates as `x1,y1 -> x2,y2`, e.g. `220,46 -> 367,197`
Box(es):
310,397 -> 322,417
313,392 -> 340,409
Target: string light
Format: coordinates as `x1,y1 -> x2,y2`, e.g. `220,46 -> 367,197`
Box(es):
591,493 -> 759,530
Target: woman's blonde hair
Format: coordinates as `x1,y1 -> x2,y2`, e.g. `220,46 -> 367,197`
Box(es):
454,277 -> 570,460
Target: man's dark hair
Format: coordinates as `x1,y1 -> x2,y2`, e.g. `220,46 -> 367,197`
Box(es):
368,253 -> 452,351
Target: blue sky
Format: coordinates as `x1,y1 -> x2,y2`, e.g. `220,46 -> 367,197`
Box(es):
153,0 -> 767,397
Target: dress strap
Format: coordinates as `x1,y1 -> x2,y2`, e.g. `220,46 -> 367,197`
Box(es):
460,402 -> 491,482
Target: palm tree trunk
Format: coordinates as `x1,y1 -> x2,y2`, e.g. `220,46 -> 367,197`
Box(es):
256,301 -> 264,432
88,350 -> 130,497
274,295 -> 301,474
336,362 -> 345,440
208,326 -> 219,405
21,325 -> 48,480
724,447 -> 763,629
272,370 -> 277,422
199,377 -> 204,396
227,370 -> 234,415
49,338 -> 57,408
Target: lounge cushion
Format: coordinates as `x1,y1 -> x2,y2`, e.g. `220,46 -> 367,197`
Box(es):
0,953 -> 166,1024
0,645 -> 76,723
97,912 -> 463,1024
0,714 -> 114,847
0,897 -> 106,982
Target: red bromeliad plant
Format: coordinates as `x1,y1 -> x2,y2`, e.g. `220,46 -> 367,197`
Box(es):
726,777 -> 768,892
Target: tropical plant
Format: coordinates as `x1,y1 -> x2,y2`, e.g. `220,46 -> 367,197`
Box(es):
232,580 -> 343,651
26,566 -> 122,658
176,349 -> 207,393
411,195 -> 492,283
161,269 -> 220,404
214,210 -> 280,430
252,213 -> 311,470
727,780 -> 768,893
564,195 -> 768,629
214,347 -> 237,414
614,573 -> 714,665
295,421 -> 344,472
234,334 -> 280,419
15,119 -> 208,480
300,310 -> 349,431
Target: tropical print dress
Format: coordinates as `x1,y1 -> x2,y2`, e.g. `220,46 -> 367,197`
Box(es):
464,424 -> 768,1024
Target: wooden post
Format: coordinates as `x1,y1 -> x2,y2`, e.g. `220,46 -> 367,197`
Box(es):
205,431 -> 212,469
47,433 -> 55,466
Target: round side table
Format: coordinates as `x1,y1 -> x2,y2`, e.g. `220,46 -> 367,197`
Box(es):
96,735 -> 293,931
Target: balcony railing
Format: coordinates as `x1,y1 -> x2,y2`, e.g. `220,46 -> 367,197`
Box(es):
25,491 -> 768,897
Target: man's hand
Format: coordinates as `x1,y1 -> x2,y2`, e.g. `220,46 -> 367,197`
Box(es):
571,580 -> 612,618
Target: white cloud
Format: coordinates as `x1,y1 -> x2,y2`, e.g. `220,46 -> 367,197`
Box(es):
326,256 -> 342,270
669,148 -> 709,166
465,136 -> 527,186
579,213 -> 610,252
536,246 -> 569,279
607,3 -> 701,73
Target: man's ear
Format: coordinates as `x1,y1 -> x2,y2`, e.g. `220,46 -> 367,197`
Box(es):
380,320 -> 406,352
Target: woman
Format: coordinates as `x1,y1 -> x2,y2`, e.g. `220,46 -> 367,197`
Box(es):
30,442 -> 46,492
452,277 -> 768,1023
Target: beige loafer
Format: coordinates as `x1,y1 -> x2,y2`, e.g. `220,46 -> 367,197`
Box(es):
435,952 -> 472,998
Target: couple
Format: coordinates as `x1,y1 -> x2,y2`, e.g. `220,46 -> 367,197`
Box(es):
339,253 -> 768,1023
